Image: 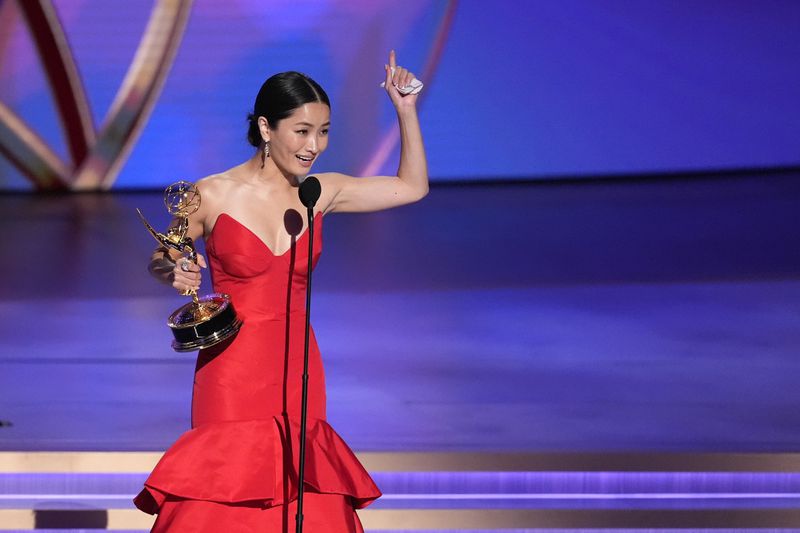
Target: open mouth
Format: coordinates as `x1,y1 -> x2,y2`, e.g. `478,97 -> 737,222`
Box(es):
296,155 -> 315,163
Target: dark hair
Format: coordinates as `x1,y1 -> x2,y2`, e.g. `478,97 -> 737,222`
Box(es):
246,71 -> 330,147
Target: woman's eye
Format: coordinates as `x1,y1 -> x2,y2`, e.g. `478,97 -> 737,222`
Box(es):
320,129 -> 329,136
297,129 -> 308,135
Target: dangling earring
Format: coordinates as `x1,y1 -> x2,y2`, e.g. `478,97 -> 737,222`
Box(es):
260,141 -> 270,169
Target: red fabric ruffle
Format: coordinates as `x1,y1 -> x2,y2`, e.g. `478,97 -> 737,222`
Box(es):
134,416 -> 381,515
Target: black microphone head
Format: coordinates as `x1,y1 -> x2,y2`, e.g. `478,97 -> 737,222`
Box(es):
299,175 -> 321,208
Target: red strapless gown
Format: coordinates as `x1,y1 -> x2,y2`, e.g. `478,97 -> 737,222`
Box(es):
134,213 -> 381,532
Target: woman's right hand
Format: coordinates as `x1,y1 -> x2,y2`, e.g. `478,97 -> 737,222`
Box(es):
172,253 -> 207,294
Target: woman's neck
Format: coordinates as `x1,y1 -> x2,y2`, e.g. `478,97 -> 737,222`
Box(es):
243,151 -> 300,187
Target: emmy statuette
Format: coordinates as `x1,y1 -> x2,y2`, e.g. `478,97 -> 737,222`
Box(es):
137,181 -> 243,351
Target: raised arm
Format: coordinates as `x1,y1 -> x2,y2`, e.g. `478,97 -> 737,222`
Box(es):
325,50 -> 429,214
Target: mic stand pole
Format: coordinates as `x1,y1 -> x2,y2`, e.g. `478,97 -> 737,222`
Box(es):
295,205 -> 315,533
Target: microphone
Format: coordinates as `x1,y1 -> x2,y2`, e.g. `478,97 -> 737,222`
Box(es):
295,173 -> 321,533
299,176 -> 321,208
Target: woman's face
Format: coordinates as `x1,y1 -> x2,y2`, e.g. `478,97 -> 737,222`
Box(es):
263,102 -> 330,177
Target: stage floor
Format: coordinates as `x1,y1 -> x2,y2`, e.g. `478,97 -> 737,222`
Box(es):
0,174 -> 798,453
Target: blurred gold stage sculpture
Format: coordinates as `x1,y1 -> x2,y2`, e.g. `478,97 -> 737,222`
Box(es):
0,0 -> 193,191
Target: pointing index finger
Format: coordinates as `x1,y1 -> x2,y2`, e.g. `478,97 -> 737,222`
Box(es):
389,49 -> 397,69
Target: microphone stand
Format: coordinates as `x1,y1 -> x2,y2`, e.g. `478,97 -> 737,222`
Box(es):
296,177 -> 320,533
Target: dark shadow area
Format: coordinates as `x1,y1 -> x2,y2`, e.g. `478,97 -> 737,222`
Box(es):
34,508 -> 108,528
283,208 -> 303,238
194,333 -> 236,372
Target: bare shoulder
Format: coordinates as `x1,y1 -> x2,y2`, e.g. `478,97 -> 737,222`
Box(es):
314,171 -> 350,188
190,172 -> 238,231
197,172 -> 241,207
196,172 -> 236,200
314,172 -> 349,214
315,171 -> 347,180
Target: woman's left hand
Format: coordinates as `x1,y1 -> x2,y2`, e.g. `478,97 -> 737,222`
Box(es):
384,50 -> 418,110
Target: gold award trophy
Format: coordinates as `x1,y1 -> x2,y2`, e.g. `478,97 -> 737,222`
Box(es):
137,181 -> 243,352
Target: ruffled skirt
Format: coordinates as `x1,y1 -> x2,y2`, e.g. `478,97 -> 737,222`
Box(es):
134,416 -> 380,532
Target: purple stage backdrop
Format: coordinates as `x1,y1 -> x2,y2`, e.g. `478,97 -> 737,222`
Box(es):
1,0 -> 799,190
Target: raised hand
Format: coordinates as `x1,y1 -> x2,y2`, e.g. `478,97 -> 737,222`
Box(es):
383,50 -> 419,110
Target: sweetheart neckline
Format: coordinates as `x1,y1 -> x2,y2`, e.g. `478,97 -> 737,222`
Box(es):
207,212 -> 322,257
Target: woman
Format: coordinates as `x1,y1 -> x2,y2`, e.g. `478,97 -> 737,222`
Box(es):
134,50 -> 428,532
